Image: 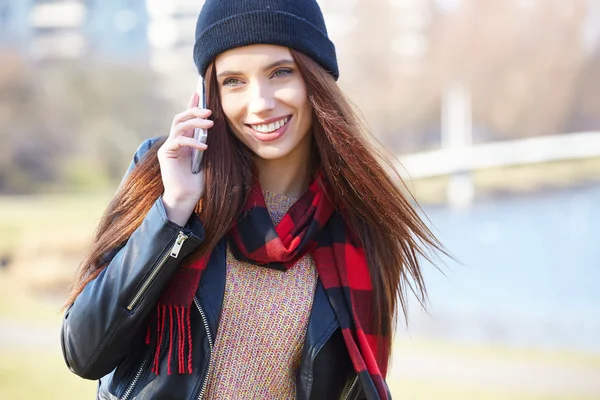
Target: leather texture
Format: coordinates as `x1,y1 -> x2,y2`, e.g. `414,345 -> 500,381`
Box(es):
61,138 -> 384,399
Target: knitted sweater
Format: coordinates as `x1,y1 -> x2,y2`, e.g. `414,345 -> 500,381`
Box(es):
204,190 -> 318,399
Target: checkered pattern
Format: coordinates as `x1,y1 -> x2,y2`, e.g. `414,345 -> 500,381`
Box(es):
228,177 -> 389,399
149,176 -> 389,399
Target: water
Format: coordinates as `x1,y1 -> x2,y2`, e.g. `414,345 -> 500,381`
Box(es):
401,184 -> 600,354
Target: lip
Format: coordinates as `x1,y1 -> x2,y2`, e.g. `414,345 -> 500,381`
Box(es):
246,116 -> 292,142
246,115 -> 291,125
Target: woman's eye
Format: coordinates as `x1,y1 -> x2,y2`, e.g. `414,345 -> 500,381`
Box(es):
223,78 -> 241,86
272,68 -> 293,78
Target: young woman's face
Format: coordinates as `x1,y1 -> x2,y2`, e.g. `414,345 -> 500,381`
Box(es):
214,44 -> 313,163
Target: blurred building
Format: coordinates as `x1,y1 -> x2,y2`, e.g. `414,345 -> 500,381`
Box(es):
0,0 -> 32,48
0,0 -> 148,62
144,0 -> 203,101
0,0 -> 433,81
86,0 -> 148,62
145,0 -> 200,74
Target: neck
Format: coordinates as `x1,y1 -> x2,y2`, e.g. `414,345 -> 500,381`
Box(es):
255,158 -> 311,198
254,147 -> 313,199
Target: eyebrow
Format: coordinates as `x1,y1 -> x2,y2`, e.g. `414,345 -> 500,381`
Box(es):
216,59 -> 295,79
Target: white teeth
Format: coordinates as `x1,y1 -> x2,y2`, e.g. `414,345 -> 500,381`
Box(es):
251,117 -> 289,133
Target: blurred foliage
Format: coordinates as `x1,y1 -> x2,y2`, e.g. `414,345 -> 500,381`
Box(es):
337,0 -> 600,152
0,51 -> 174,194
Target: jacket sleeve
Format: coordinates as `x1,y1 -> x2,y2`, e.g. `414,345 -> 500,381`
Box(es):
118,137 -> 157,188
61,138 -> 205,380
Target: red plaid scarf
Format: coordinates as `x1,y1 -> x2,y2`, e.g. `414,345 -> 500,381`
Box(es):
148,175 -> 389,399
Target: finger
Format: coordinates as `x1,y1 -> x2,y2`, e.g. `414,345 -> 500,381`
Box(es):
172,108 -> 212,125
187,92 -> 198,109
161,136 -> 208,155
173,118 -> 214,137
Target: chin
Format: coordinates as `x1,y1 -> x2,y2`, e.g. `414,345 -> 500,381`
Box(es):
251,146 -> 293,161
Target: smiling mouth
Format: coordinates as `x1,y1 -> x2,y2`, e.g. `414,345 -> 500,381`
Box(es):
245,116 -> 292,142
246,116 -> 291,133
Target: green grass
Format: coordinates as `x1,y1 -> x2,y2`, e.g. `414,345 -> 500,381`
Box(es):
393,338 -> 600,369
0,193 -> 110,399
0,276 -> 64,322
388,379 -> 600,400
1,345 -> 597,400
0,350 -> 96,400
388,338 -> 600,400
0,192 -> 113,302
407,157 -> 600,204
0,192 -> 112,254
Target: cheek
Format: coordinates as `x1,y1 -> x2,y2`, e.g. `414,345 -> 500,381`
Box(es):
290,90 -> 312,129
276,82 -> 308,111
301,111 -> 313,131
220,95 -> 246,137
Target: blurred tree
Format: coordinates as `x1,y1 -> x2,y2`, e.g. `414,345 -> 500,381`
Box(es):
439,0 -> 588,141
335,0 -> 598,152
566,51 -> 600,132
339,0 -> 442,154
0,50 -> 174,194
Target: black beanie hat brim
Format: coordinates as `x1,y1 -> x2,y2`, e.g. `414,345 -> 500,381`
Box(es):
193,10 -> 339,80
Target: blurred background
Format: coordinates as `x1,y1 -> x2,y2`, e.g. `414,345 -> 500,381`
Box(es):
0,0 -> 599,399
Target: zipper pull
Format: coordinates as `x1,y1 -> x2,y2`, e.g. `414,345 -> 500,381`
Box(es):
170,231 -> 188,258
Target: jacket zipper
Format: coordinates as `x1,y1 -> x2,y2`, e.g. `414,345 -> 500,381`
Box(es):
194,296 -> 214,400
126,231 -> 188,311
343,374 -> 358,400
120,356 -> 148,400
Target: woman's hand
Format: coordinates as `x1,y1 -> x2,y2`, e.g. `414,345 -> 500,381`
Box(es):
158,92 -> 213,226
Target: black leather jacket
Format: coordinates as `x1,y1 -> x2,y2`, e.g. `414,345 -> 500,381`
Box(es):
61,138 -> 390,399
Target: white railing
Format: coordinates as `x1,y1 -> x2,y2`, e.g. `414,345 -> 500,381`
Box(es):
396,131 -> 600,179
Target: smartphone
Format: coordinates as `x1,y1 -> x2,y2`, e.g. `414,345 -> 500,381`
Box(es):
191,77 -> 208,174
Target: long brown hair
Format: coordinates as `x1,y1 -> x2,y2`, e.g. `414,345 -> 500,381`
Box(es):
66,49 -> 446,370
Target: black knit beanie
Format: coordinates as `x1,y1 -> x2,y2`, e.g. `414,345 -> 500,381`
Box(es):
193,0 -> 339,80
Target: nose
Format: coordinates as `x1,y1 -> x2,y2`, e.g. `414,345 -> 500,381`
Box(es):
247,81 -> 276,116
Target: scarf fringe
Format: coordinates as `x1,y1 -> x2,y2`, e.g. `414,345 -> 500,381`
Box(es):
148,304 -> 193,375
142,176 -> 387,398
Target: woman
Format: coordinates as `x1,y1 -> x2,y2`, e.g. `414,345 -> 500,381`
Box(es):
61,0 -> 444,399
